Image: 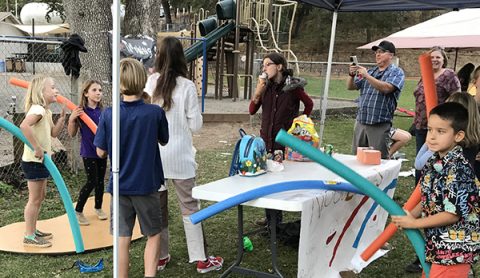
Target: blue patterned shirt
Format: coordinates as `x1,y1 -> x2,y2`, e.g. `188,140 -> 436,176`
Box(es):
420,145 -> 480,265
354,63 -> 404,124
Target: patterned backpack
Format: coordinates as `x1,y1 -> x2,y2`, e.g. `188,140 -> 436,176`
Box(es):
229,129 -> 267,176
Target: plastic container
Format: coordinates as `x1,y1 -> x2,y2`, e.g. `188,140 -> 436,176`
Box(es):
0,59 -> 5,72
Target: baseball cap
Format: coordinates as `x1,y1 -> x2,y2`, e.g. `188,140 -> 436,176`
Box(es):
371,40 -> 396,55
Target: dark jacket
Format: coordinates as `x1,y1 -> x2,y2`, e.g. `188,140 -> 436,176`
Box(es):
250,76 -> 313,153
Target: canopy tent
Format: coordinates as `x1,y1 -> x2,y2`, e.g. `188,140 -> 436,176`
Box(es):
303,0 -> 480,145
13,23 -> 70,35
358,9 -> 480,49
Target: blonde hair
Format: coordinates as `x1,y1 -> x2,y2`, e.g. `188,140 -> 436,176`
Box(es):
24,76 -> 50,112
472,66 -> 480,85
79,79 -> 103,108
120,58 -> 147,96
446,92 -> 480,147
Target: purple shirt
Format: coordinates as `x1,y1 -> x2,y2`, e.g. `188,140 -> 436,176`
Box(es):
80,106 -> 102,158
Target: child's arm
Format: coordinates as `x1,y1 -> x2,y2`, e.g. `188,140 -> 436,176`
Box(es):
67,107 -> 83,137
20,114 -> 44,159
414,143 -> 433,170
96,147 -> 107,159
392,207 -> 459,229
51,107 -> 66,138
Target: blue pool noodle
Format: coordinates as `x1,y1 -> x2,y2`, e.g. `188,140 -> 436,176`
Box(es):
0,117 -> 84,253
275,129 -> 430,276
190,180 -> 363,224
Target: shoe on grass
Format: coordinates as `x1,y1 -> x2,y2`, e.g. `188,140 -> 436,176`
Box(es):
405,257 -> 422,273
255,217 -> 267,226
95,209 -> 108,220
197,256 -> 223,273
35,229 -> 53,240
23,235 -> 52,248
76,212 -> 90,225
157,254 -> 171,271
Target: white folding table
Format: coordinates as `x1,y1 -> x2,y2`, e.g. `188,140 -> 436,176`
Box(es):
193,154 -> 401,277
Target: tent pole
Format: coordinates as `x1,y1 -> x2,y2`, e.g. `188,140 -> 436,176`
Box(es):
318,10 -> 338,146
112,0 -> 121,277
453,48 -> 458,71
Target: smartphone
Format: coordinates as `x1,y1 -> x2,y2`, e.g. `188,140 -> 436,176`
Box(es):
350,56 -> 358,65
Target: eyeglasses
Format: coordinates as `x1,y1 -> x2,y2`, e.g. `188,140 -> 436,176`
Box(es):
263,62 -> 276,68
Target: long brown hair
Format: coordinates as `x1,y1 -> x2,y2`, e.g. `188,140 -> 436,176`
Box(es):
152,36 -> 188,111
79,79 -> 103,109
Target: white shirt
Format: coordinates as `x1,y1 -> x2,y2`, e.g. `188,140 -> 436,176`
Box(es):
144,74 -> 202,179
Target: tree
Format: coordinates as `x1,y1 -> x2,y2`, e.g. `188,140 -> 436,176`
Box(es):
123,0 -> 162,36
62,0 -> 113,100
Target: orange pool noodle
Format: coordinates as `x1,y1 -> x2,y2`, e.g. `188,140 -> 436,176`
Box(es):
361,184 -> 421,261
9,77 -> 97,134
419,53 -> 438,118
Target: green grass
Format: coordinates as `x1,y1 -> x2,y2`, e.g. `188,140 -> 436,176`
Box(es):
1,78 -> 478,277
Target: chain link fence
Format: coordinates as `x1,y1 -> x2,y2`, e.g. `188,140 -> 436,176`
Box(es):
0,36 -> 81,188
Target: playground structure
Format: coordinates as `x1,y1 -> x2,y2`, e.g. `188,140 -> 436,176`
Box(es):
171,0 -> 301,101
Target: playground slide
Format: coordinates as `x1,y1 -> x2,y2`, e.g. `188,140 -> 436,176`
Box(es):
184,21 -> 236,63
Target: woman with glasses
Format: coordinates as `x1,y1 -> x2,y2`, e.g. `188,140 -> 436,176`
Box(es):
249,52 -> 313,227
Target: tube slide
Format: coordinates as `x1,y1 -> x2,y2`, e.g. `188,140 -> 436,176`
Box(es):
190,180 -> 363,224
275,130 -> 430,276
184,21 -> 235,63
0,117 -> 84,253
9,77 -> 97,134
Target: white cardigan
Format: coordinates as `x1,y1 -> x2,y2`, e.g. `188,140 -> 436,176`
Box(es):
144,74 -> 202,179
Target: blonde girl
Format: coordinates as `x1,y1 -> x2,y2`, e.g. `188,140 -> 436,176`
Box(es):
67,80 -> 107,225
20,76 -> 65,248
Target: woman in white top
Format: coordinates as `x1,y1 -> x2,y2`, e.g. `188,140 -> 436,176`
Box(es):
144,36 -> 223,273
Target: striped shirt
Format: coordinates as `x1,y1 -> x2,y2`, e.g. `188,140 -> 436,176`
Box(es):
354,64 -> 405,125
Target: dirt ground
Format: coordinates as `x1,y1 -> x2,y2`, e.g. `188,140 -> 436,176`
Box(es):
192,122 -> 257,151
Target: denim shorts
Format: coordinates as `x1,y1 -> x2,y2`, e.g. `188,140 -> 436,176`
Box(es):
21,161 -> 50,181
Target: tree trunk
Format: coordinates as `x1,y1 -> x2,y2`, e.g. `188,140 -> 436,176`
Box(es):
124,0 -> 162,36
63,0 -> 113,103
162,0 -> 172,25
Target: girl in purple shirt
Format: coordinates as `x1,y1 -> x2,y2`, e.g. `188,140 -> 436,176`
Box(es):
67,80 -> 107,225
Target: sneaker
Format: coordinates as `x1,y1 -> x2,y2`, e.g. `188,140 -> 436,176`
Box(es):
23,235 -> 52,248
35,229 -> 53,240
157,254 -> 171,271
95,209 -> 108,220
197,256 -> 223,273
255,217 -> 267,226
405,257 -> 422,273
76,212 -> 90,225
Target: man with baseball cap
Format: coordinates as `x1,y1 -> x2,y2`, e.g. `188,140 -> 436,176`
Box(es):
346,40 -> 405,159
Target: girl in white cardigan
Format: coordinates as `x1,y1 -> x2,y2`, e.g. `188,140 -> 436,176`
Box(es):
144,36 -> 223,274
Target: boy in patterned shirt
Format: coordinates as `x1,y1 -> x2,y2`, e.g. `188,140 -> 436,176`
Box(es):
392,102 -> 480,278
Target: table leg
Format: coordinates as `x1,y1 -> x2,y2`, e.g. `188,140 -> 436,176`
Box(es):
220,206 -> 284,278
268,210 -> 284,278
220,205 -> 245,277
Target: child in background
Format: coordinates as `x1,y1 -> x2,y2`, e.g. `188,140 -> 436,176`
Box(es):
392,102 -> 480,278
94,58 -> 169,278
20,76 -> 66,248
143,36 -> 223,273
67,80 -> 107,225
